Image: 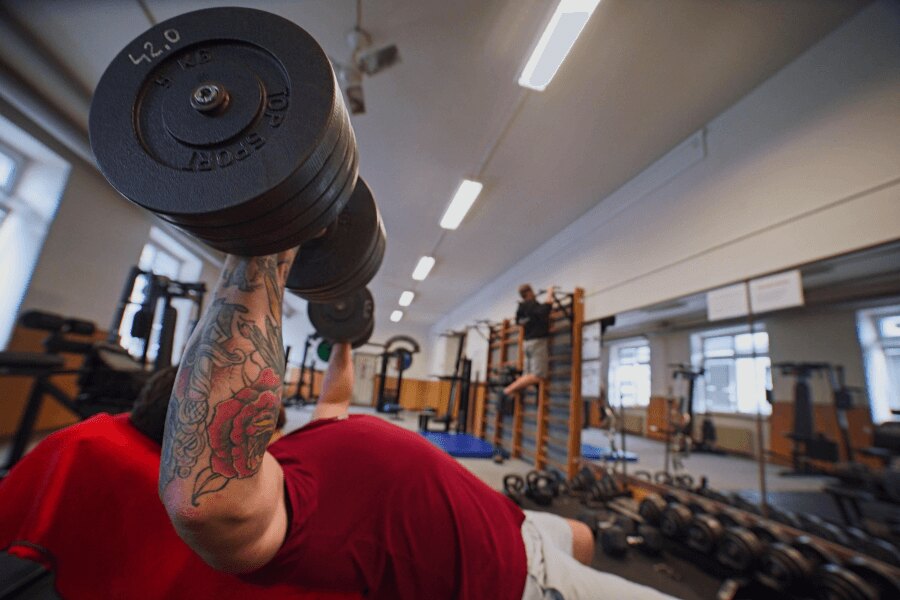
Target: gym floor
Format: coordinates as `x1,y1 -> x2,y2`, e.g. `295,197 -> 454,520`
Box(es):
283,405 -> 835,513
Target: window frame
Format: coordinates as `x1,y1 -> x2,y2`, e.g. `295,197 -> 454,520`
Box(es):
607,337 -> 652,408
0,142 -> 26,196
691,326 -> 771,416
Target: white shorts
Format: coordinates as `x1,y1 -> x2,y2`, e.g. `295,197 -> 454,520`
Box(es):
524,338 -> 549,379
519,510 -> 678,600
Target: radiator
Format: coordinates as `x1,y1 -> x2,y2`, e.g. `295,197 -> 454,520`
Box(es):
716,425 -> 755,455
623,414 -> 644,435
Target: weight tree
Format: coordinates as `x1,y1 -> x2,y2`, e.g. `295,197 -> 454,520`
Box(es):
476,288 -> 584,478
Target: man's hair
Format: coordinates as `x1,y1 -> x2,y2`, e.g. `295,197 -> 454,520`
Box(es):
129,366 -> 288,445
518,284 -> 533,299
129,366 -> 177,445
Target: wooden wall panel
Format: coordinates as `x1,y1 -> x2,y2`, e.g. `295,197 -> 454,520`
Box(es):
769,401 -> 878,469
646,396 -> 669,442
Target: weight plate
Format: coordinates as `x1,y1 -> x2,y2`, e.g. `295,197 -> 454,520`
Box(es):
351,315 -> 374,349
287,178 -> 386,301
316,340 -> 332,362
813,564 -> 879,600
211,124 -> 358,255
308,287 -> 374,344
169,99 -> 351,241
91,7 -> 346,227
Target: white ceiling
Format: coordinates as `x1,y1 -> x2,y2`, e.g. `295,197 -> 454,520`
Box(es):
3,0 -> 869,339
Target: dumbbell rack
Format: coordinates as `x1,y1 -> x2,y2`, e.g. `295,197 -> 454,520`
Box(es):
477,289 -> 585,479
594,465 -> 900,599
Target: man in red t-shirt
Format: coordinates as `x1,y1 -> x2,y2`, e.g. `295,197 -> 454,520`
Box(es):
158,252 -> 673,599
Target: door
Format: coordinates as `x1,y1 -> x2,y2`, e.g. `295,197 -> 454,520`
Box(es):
352,352 -> 380,406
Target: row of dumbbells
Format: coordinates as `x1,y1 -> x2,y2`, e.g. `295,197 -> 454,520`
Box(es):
637,491 -> 900,600
636,471 -> 900,568
686,482 -> 899,567
502,466 -> 628,508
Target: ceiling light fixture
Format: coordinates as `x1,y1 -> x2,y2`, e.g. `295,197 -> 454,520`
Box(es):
399,291 -> 415,306
412,256 -> 435,281
390,310 -> 403,322
518,0 -> 601,91
439,179 -> 483,230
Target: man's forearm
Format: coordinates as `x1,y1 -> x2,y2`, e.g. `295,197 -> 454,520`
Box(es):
159,252 -> 295,514
313,343 -> 353,420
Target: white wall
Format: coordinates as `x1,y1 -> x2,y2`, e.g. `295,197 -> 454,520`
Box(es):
430,1 -> 900,373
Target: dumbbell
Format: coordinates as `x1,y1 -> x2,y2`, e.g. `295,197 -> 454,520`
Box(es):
638,493 -> 667,526
813,563 -> 879,600
659,502 -> 693,540
308,287 -> 375,348
685,513 -> 724,554
90,8 -> 385,302
844,556 -> 900,600
600,523 -> 664,557
757,535 -> 839,593
715,507 -> 754,530
767,506 -> 803,530
716,526 -> 765,574
799,513 -> 850,545
524,471 -> 555,506
503,474 -> 526,506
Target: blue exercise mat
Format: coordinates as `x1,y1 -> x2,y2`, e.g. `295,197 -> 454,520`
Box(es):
581,443 -> 639,462
420,431 -> 496,458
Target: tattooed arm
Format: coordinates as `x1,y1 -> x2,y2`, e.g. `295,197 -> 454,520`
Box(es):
159,251 -> 295,573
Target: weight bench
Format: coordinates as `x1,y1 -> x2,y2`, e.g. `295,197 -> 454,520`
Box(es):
0,351 -> 66,473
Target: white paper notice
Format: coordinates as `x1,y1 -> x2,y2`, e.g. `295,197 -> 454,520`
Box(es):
706,283 -> 749,321
582,321 -> 601,361
749,269 -> 804,314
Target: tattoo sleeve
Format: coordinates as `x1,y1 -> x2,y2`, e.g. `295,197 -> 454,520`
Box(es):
159,254 -> 293,506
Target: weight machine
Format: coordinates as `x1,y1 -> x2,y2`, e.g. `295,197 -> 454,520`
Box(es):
284,333 -> 320,406
108,266 -> 206,370
421,328 -> 475,434
0,311 -> 149,474
776,362 -> 863,476
375,335 -> 419,414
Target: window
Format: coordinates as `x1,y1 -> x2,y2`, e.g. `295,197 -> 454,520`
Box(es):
691,328 -> 771,415
0,116 -> 69,350
858,307 -> 900,423
0,146 -> 19,194
608,338 -> 651,407
117,228 -> 202,364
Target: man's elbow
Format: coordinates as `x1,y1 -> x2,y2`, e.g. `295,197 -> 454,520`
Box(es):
164,504 -> 252,573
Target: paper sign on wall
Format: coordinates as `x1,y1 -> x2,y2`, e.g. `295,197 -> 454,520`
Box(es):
749,269 -> 804,314
706,283 -> 749,321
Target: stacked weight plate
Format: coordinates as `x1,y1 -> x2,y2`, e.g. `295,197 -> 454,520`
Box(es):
89,7 -> 358,256
286,177 -> 386,302
307,287 -> 375,348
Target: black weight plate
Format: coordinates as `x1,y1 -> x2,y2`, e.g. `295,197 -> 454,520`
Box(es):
287,178 -> 385,301
168,98 -> 351,241
308,287 -> 374,343
211,123 -> 358,255
91,7 -> 345,227
351,315 -> 375,349
304,219 -> 384,303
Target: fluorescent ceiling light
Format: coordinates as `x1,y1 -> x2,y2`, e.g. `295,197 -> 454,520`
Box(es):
439,179 -> 483,230
399,291 -> 415,306
518,0 -> 601,91
390,310 -> 403,322
412,256 -> 435,281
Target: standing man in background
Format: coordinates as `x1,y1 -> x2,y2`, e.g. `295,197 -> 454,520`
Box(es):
504,284 -> 554,396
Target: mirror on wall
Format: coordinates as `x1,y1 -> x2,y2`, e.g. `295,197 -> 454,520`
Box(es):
580,240 -> 900,520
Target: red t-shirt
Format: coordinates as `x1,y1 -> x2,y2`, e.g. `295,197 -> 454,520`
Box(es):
244,415 -> 527,599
